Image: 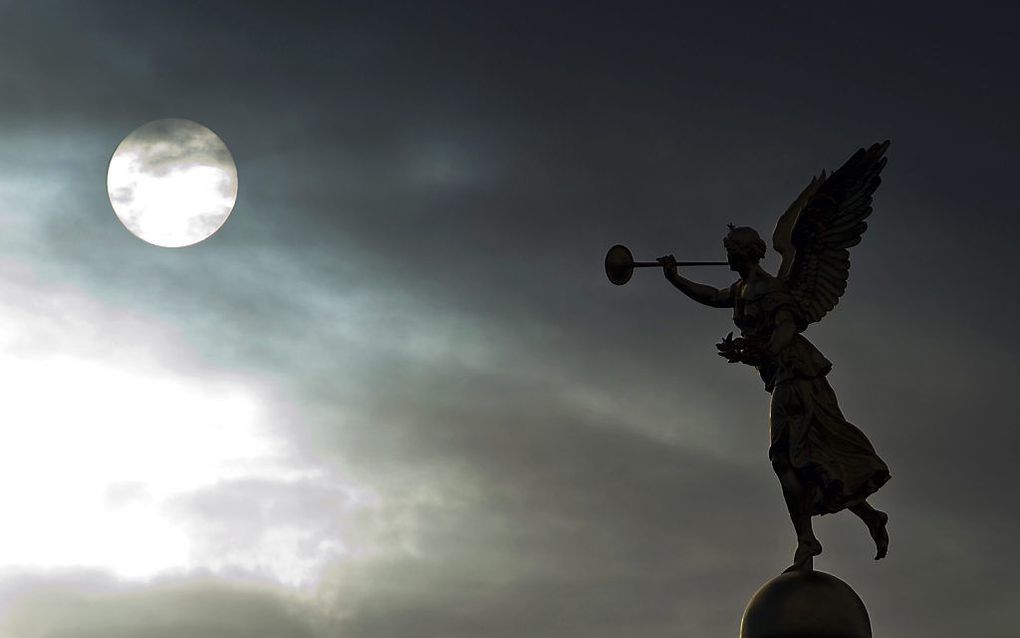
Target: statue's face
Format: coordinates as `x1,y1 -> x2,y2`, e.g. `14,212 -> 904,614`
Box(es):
726,246 -> 740,271
724,240 -> 758,271
724,227 -> 764,270
724,240 -> 747,271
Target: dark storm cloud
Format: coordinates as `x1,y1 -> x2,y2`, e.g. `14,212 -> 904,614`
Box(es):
1,1 -> 1019,637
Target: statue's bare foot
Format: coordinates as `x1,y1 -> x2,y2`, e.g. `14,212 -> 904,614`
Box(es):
784,538 -> 823,573
868,510 -> 889,560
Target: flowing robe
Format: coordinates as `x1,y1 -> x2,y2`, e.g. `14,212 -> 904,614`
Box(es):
732,279 -> 891,515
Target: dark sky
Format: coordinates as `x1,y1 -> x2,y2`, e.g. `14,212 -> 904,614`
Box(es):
0,2 -> 1018,636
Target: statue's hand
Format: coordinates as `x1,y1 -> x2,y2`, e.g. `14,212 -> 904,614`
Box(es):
716,332 -> 743,363
716,333 -> 768,365
657,254 -> 678,280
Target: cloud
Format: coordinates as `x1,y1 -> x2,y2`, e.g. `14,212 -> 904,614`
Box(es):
0,571 -> 320,638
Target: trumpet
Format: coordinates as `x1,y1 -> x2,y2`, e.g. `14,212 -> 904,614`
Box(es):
604,244 -> 728,285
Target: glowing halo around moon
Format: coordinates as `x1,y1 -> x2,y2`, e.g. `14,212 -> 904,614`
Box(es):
108,119 -> 238,247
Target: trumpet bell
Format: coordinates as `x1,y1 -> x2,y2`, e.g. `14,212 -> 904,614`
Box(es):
605,244 -> 635,285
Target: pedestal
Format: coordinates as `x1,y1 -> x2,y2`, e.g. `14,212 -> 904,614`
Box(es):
740,570 -> 871,638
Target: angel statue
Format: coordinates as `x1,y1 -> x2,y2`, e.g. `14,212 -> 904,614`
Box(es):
657,141 -> 892,572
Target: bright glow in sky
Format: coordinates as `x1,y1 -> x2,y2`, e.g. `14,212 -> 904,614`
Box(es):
107,119 -> 238,248
0,353 -> 351,584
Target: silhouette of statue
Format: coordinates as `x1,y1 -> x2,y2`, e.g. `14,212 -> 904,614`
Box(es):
656,141 -> 892,572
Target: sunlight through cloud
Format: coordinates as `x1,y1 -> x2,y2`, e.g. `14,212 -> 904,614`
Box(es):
0,353 -> 361,585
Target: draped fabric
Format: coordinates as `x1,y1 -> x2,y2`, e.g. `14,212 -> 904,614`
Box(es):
732,279 -> 891,515
770,375 -> 890,515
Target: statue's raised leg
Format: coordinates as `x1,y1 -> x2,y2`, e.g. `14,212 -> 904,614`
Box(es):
849,501 -> 889,560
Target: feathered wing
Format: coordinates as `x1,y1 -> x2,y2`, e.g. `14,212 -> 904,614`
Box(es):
772,140 -> 890,326
773,171 -> 826,279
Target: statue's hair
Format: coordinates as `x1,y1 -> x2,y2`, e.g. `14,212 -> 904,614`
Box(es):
724,225 -> 766,260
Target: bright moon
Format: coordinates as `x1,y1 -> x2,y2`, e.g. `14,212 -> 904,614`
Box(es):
108,119 -> 238,247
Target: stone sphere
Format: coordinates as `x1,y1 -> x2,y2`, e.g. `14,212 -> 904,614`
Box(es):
740,570 -> 871,638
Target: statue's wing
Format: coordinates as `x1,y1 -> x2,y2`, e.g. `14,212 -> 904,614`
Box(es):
779,140 -> 890,325
772,172 -> 826,279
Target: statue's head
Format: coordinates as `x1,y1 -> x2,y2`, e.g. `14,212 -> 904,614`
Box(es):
723,224 -> 766,271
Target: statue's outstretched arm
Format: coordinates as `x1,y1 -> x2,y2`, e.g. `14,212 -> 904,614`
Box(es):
658,255 -> 732,309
